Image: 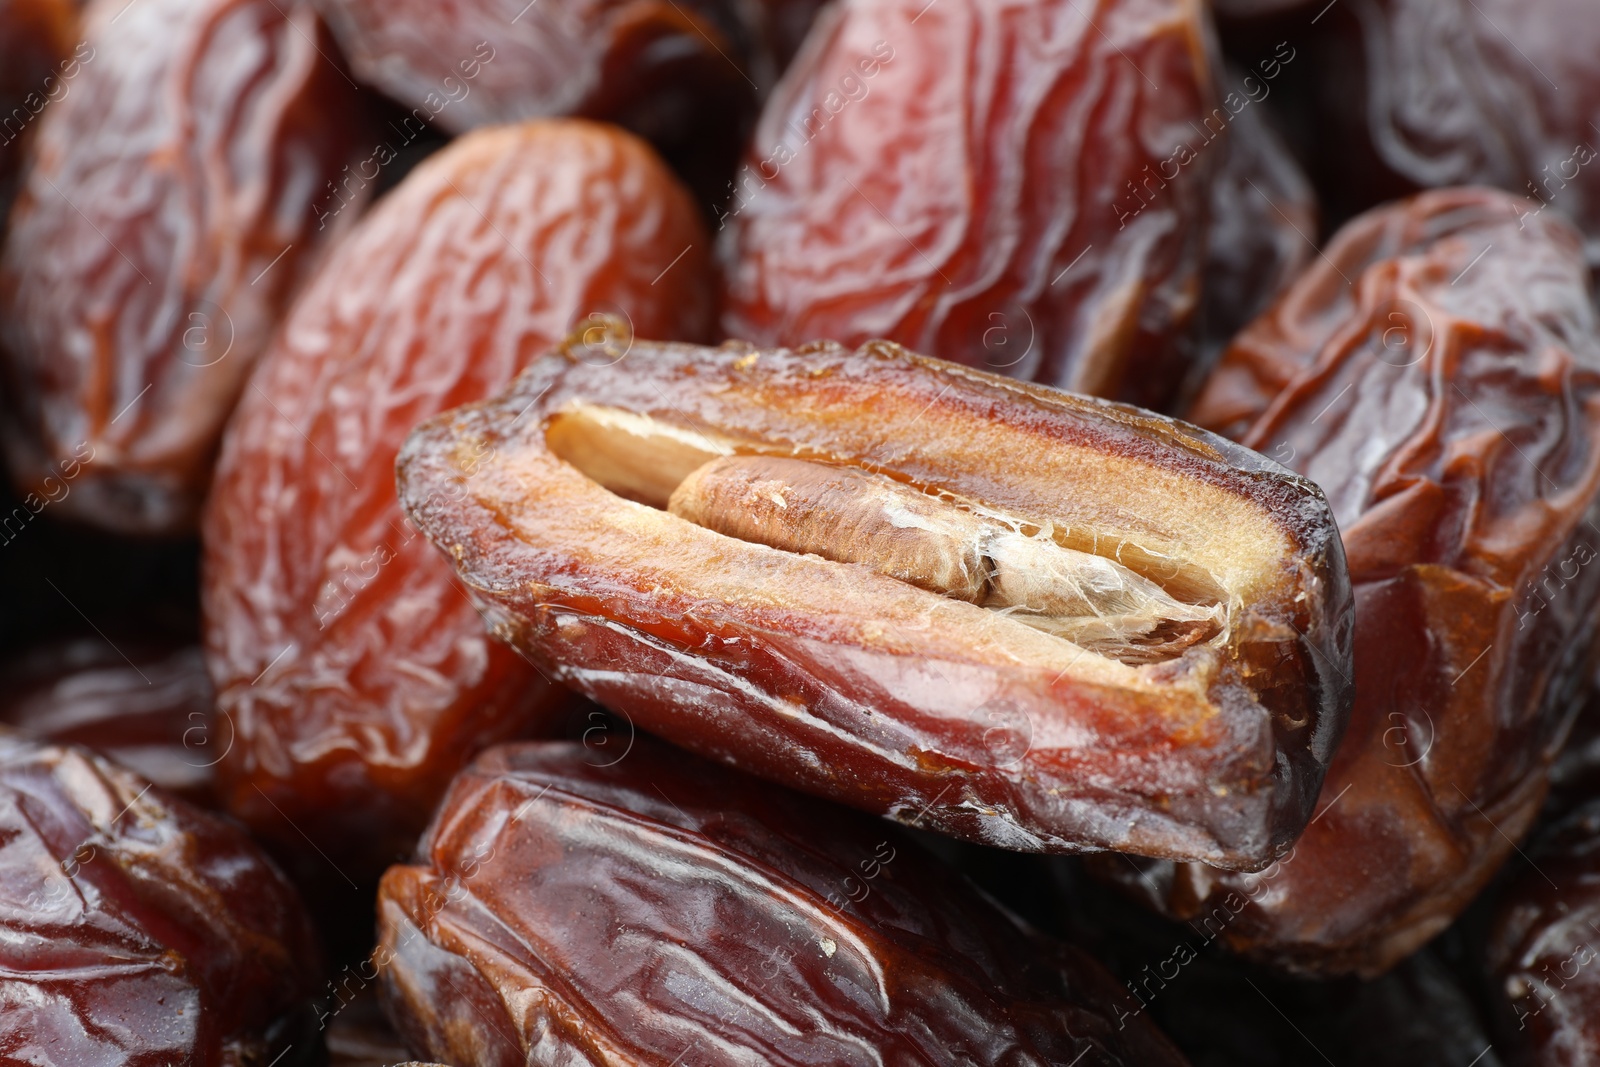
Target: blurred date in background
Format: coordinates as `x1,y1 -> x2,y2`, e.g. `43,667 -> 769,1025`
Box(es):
4,0 -> 1600,1064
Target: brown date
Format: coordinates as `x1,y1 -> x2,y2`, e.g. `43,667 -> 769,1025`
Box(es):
0,731 -> 321,1066
1096,187 -> 1600,976
396,320 -> 1352,868
718,0 -> 1219,411
0,636 -> 218,805
203,120 -> 714,884
376,737 -> 1188,1066
0,0 -> 374,535
1307,0 -> 1600,256
1487,798 -> 1600,1066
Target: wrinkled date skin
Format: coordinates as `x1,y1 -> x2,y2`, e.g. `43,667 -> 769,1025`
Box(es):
203,120 -> 714,883
1309,0 -> 1600,258
310,0 -> 773,210
0,0 -> 374,536
1488,799 -> 1600,1066
1096,188 -> 1600,976
376,738 -> 1188,1066
396,321 -> 1352,868
0,637 -> 218,805
0,0 -> 77,207
0,732 -> 322,1066
719,0 -> 1218,411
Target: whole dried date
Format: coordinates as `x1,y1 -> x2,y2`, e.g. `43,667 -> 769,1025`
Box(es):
0,637 -> 218,805
0,732 -> 321,1066
396,321 -> 1352,868
376,737 -> 1187,1066
0,0 -> 373,535
1308,0 -> 1600,259
1099,188 -> 1600,976
203,120 -> 714,883
1487,799 -> 1600,1066
719,0 -> 1218,411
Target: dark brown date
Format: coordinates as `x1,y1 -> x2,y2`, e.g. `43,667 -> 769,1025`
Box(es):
376,737 -> 1188,1066
0,731 -> 321,1065
718,0 -> 1219,411
203,120 -> 714,884
0,637 -> 218,805
1098,187 -> 1600,976
0,0 -> 374,535
1308,0 -> 1600,256
1488,798 -> 1600,1066
396,320 -> 1352,868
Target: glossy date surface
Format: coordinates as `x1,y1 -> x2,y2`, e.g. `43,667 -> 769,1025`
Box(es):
0,637 -> 218,805
719,0 -> 1218,411
203,120 -> 713,882
0,0 -> 373,535
1100,187 -> 1600,976
397,322 -> 1352,868
0,732 -> 321,1066
376,738 -> 1187,1066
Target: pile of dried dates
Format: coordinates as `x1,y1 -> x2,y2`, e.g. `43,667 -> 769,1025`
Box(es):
3,0 -> 1600,1062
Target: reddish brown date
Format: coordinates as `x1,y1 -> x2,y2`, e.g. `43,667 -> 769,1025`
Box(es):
203,120 -> 714,883
0,637 -> 218,805
1097,188 -> 1600,976
376,738 -> 1188,1066
1309,0 -> 1600,257
719,0 -> 1219,411
1488,799 -> 1600,1066
0,0 -> 373,535
0,732 -> 321,1065
396,321 -> 1352,868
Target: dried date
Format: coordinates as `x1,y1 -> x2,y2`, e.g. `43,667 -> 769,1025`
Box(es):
0,637 -> 218,805
396,320 -> 1352,868
376,737 -> 1187,1066
203,120 -> 714,884
718,0 -> 1219,411
1098,187 -> 1600,976
1487,799 -> 1600,1066
0,731 -> 321,1066
0,0 -> 374,535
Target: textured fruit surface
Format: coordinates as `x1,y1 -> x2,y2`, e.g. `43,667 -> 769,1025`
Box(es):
203,119 -> 714,884
1100,188 -> 1600,976
0,732 -> 321,1066
0,0 -> 374,535
720,0 -> 1217,411
397,323 -> 1352,868
376,738 -> 1189,1066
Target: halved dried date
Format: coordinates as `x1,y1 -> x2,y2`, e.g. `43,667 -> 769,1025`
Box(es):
0,636 -> 218,805
718,0 -> 1218,410
0,732 -> 321,1065
396,321 -> 1352,868
1487,799 -> 1600,1065
1100,188 -> 1600,976
203,120 -> 714,884
376,737 -> 1187,1066
0,0 -> 374,535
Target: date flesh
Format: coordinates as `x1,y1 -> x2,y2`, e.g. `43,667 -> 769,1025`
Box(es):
396,321 -> 1352,868
376,737 -> 1187,1066
1487,798 -> 1600,1066
719,0 -> 1217,411
0,0 -> 374,535
1097,188 -> 1600,976
0,732 -> 321,1066
0,637 -> 218,805
203,120 -> 714,884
